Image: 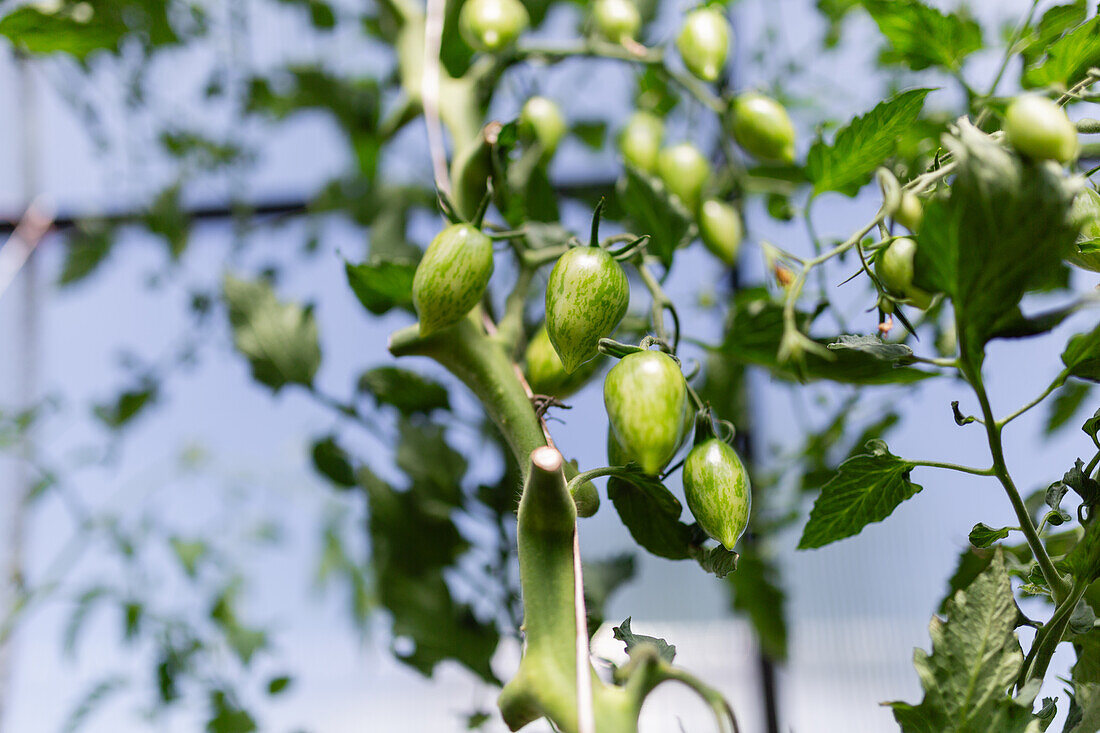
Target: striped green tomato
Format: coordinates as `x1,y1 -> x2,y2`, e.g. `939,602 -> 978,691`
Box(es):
524,325 -> 603,399
683,438 -> 750,549
545,246 -> 629,373
604,350 -> 688,475
676,7 -> 730,82
698,198 -> 743,266
412,223 -> 494,335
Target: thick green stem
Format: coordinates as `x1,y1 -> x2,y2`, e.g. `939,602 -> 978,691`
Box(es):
498,447 -> 638,733
388,313 -> 548,475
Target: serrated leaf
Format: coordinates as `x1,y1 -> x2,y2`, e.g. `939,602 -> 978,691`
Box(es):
828,334 -> 914,363
612,617 -> 676,664
889,552 -> 1038,732
688,543 -> 738,578
1063,322 -> 1100,382
914,124 -> 1078,363
969,523 -> 1010,549
807,88 -> 932,196
223,275 -> 321,391
357,367 -> 449,415
1023,14 -> 1100,90
1084,409 -> 1100,440
344,258 -> 417,315
861,0 -> 982,72
798,440 -> 922,549
607,476 -> 692,560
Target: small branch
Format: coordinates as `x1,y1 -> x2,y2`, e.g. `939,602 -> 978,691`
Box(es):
998,369 -> 1069,429
422,0 -> 450,194
910,460 -> 995,477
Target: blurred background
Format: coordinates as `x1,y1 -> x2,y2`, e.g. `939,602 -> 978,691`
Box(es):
0,0 -> 1094,731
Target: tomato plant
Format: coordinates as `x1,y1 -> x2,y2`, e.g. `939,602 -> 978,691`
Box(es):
9,1 -> 1100,732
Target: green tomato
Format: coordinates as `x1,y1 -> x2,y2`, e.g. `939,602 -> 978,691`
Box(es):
1005,95 -> 1079,164
619,111 -> 664,173
875,237 -> 932,310
460,0 -> 529,52
519,96 -> 567,160
728,92 -> 796,163
412,223 -> 494,335
524,325 -> 604,399
593,0 -> 640,44
676,7 -> 730,82
698,198 -> 743,266
604,350 -> 688,475
683,437 -> 750,550
656,142 -> 711,213
546,246 -> 630,373
1068,187 -> 1100,272
894,191 -> 923,233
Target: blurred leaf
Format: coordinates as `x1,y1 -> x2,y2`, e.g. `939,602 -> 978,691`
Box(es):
1023,13 -> 1100,89
142,183 -> 191,259
61,676 -> 127,733
1020,1 -> 1086,69
583,555 -> 635,637
93,384 -> 157,429
396,420 -> 466,507
572,121 -> 607,149
274,0 -> 335,28
807,88 -> 932,196
0,0 -> 178,60
1048,382 -> 1094,434
798,440 -> 922,549
170,538 -> 209,578
612,617 -> 675,664
617,165 -> 693,267
344,258 -> 417,315
210,585 -> 268,665
266,675 -> 292,695
223,275 -> 321,391
889,552 -> 1037,731
58,223 -> 115,286
861,0 -> 982,72
358,367 -> 449,415
311,435 -> 357,488
206,690 -> 257,733
728,547 -> 787,661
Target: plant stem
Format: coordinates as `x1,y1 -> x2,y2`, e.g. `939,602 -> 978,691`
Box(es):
911,460 -> 995,477
962,359 -> 1070,601
998,369 -> 1068,429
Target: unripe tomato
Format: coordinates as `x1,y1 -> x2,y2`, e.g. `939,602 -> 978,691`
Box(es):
698,198 -> 743,266
1069,187 -> 1100,272
676,7 -> 730,82
460,0 -> 529,53
524,325 -> 603,399
875,237 -> 932,310
593,0 -> 640,44
519,96 -> 566,160
728,93 -> 796,163
412,223 -> 494,335
656,143 -> 711,212
683,438 -> 750,550
545,246 -> 630,373
604,350 -> 688,475
893,191 -> 923,233
1005,95 -> 1079,163
619,111 -> 664,173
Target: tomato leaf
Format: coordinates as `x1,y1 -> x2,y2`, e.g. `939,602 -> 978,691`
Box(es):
1063,321 -> 1100,382
1023,13 -> 1100,90
617,165 -> 693,268
1046,381 -> 1093,435
827,335 -> 914,363
344,258 -> 418,315
914,123 -> 1078,364
357,367 -> 450,416
806,87 -> 933,196
607,476 -> 692,560
861,0 -> 982,72
223,275 -> 322,392
612,617 -> 676,664
311,435 -> 357,488
968,523 -> 1010,549
889,552 -> 1039,732
798,439 -> 922,549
